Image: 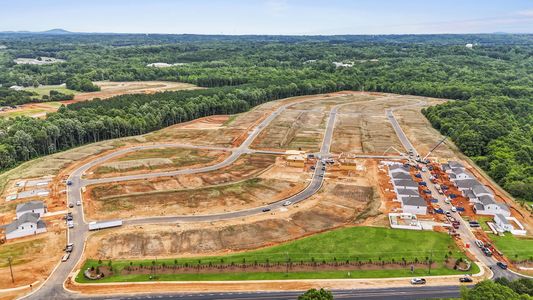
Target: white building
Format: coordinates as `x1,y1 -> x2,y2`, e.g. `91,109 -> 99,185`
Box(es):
4,212 -> 47,240
16,200 -> 46,219
401,196 -> 427,215
494,214 -> 513,232
474,196 -> 511,217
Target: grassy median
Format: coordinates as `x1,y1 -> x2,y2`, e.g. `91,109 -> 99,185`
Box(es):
77,227 -> 477,283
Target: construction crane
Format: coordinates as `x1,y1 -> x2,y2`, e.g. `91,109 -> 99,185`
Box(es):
421,136 -> 447,162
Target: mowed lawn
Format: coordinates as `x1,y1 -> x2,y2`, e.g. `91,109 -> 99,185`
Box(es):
24,85 -> 78,98
77,227 -> 475,283
491,234 -> 533,261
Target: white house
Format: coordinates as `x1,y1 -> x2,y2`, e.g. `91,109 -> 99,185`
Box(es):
16,200 -> 46,219
450,168 -> 474,181
474,196 -> 511,217
494,214 -> 513,232
401,196 -> 427,215
4,212 -> 47,240
455,179 -> 482,191
442,161 -> 464,173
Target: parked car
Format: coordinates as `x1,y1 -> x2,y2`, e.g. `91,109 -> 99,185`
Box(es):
456,207 -> 465,212
67,220 -> 74,228
411,278 -> 426,285
451,206 -> 457,212
469,221 -> 480,228
310,166 -> 315,170
61,253 -> 70,262
283,201 -> 292,206
434,208 -> 444,214
423,190 -> 432,194
262,208 -> 271,212
76,200 -> 81,206
66,180 -> 72,186
475,240 -> 484,248
65,243 -> 74,252
445,211 -> 452,217
496,262 -> 508,269
482,247 -> 492,257
459,277 -> 473,283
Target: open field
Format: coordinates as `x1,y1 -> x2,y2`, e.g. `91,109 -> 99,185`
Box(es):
251,110 -> 327,152
86,147 -> 229,179
0,81 -> 199,118
24,85 -> 79,98
491,234 -> 533,262
0,230 -> 65,289
77,227 -> 475,283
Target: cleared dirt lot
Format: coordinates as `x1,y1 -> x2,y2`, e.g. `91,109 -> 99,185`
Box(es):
0,222 -> 65,290
84,154 -> 293,220
85,181 -> 376,259
251,110 -> 327,152
0,81 -> 199,119
86,147 -> 229,179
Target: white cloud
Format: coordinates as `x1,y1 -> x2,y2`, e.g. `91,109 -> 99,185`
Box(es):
517,9 -> 533,17
265,0 -> 289,16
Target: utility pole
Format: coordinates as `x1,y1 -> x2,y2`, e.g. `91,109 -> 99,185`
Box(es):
8,256 -> 14,283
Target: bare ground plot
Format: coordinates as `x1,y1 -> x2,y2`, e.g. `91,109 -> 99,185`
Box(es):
86,148 -> 229,179
144,126 -> 244,147
85,184 -> 375,259
251,111 -> 327,152
0,81 -> 199,119
0,226 -> 65,290
85,154 -> 280,220
331,112 -> 404,155
91,178 -> 304,220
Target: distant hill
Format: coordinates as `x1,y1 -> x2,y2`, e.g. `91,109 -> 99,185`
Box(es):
0,28 -> 75,35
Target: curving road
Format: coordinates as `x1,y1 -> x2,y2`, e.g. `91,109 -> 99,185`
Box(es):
23,96 -> 347,300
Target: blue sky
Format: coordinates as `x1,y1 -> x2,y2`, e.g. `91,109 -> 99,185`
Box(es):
1,0 -> 532,34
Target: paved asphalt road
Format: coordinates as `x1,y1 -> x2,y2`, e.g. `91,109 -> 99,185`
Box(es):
89,286 -> 464,300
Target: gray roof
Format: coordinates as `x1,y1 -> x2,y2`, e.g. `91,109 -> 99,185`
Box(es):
441,163 -> 451,171
402,196 -> 427,207
5,212 -> 40,233
451,168 -> 474,178
474,203 -> 484,211
473,185 -> 493,196
464,189 -> 476,199
497,203 -> 510,212
495,214 -> 510,224
478,195 -> 496,205
448,161 -> 464,169
449,173 -> 457,179
390,165 -> 410,173
455,179 -> 482,189
394,179 -> 418,188
397,188 -> 419,196
16,200 -> 45,213
391,172 -> 412,180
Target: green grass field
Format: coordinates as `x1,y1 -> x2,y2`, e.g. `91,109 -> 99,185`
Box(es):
24,85 -> 79,98
491,234 -> 533,262
76,227 -> 477,283
0,238 -> 46,267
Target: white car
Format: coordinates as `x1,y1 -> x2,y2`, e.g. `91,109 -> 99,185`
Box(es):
451,206 -> 457,212
67,220 -> 74,228
61,253 -> 70,262
283,201 -> 292,206
76,200 -> 81,206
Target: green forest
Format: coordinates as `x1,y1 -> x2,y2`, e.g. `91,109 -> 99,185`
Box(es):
0,33 -> 531,201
